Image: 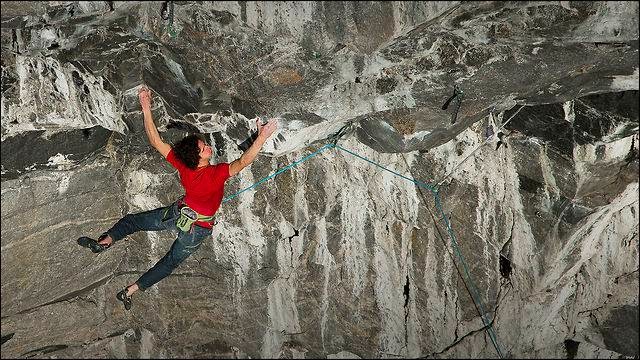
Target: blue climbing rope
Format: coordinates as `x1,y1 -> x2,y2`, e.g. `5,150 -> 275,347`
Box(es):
334,146 -> 503,357
432,190 -> 504,358
336,147 -> 504,358
220,141 -> 504,358
222,143 -> 335,203
334,145 -> 437,192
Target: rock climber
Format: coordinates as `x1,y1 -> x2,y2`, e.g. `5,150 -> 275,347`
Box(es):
77,85 -> 278,310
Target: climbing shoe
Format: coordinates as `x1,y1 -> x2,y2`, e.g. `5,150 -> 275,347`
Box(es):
116,288 -> 132,310
77,237 -> 105,253
77,234 -> 110,253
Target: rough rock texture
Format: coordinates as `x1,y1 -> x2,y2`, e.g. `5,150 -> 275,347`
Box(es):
1,1 -> 638,359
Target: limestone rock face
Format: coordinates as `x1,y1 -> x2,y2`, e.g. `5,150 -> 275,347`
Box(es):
1,2 -> 638,359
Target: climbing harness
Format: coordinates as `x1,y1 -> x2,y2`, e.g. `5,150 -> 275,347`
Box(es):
162,199 -> 215,232
442,85 -> 464,125
176,205 -> 214,232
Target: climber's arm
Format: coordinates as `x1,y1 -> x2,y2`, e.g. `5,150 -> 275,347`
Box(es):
229,118 -> 278,177
139,86 -> 171,158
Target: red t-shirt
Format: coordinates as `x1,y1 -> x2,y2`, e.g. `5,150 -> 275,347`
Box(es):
166,149 -> 231,229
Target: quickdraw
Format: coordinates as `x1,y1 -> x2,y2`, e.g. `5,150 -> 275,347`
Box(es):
442,85 -> 464,125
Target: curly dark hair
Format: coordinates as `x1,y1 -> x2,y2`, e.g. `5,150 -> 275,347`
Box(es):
173,134 -> 204,170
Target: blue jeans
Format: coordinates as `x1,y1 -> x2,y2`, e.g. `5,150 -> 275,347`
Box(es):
105,201 -> 211,291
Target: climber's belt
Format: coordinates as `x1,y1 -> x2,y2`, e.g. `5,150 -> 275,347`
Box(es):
174,200 -> 214,232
